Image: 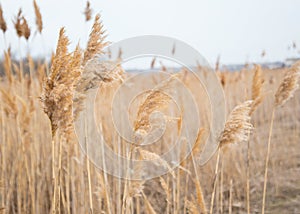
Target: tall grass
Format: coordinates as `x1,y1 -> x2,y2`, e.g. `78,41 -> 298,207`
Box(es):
0,3 -> 299,214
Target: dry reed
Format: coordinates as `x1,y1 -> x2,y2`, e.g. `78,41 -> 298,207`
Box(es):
83,14 -> 108,64
262,62 -> 300,214
275,62 -> 300,107
13,9 -> 23,38
250,64 -> 264,114
246,64 -> 264,214
0,3 -> 299,213
0,5 -> 7,33
21,16 -> 31,40
133,74 -> 181,132
84,1 -> 92,22
33,0 -> 43,33
219,100 -> 254,147
211,100 -> 254,213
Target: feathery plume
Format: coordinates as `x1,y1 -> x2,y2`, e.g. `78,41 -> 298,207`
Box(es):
21,16 -> 31,40
33,0 -> 43,33
150,57 -> 156,69
192,128 -> 206,155
83,1 -> 92,22
274,62 -> 300,107
138,148 -> 175,178
41,28 -> 81,136
250,64 -> 264,114
134,90 -> 170,132
3,50 -> 13,84
159,177 -> 170,203
133,73 -> 181,132
79,59 -> 124,90
219,100 -> 253,147
14,9 -> 23,38
13,9 -> 31,40
83,14 -> 108,64
73,59 -> 124,120
260,63 -> 300,213
251,65 -> 263,100
0,5 -> 7,33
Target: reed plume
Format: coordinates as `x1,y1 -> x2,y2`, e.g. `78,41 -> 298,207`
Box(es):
274,62 -> 300,107
73,13 -> 112,120
247,65 -> 264,213
0,5 -> 7,33
3,50 -> 13,84
21,16 -> 31,40
73,59 -> 124,120
211,100 -> 253,213
14,9 -> 23,38
73,12 -> 122,122
41,28 -> 69,136
134,90 -> 171,132
189,128 -> 205,158
219,100 -> 253,147
250,64 -> 264,114
13,9 -> 31,40
40,28 -> 82,213
41,28 -> 81,137
84,1 -> 92,22
150,57 -> 156,69
262,61 -> 300,214
159,177 -> 170,203
83,14 -> 108,64
138,148 -> 175,178
133,74 -> 181,132
33,0 -> 43,33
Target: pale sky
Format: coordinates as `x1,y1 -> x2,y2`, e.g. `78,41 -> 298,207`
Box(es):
0,0 -> 300,65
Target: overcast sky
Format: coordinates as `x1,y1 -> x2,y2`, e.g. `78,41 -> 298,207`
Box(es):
0,0 -> 299,65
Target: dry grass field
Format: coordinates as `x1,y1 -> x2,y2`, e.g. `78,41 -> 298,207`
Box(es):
0,2 -> 300,214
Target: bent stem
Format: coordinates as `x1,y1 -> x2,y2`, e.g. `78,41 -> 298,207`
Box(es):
262,108 -> 275,214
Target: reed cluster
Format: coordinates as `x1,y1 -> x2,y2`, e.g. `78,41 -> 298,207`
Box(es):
0,2 -> 299,214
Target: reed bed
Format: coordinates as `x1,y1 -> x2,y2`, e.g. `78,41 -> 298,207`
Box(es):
0,2 -> 300,214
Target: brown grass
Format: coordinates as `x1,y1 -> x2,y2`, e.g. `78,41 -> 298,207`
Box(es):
0,4 -> 299,214
84,1 -> 93,22
33,0 -> 43,34
83,14 -> 108,64
0,5 -> 7,33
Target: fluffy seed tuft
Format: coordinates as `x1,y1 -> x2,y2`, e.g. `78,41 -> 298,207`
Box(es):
219,100 -> 253,147
275,62 -> 300,107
